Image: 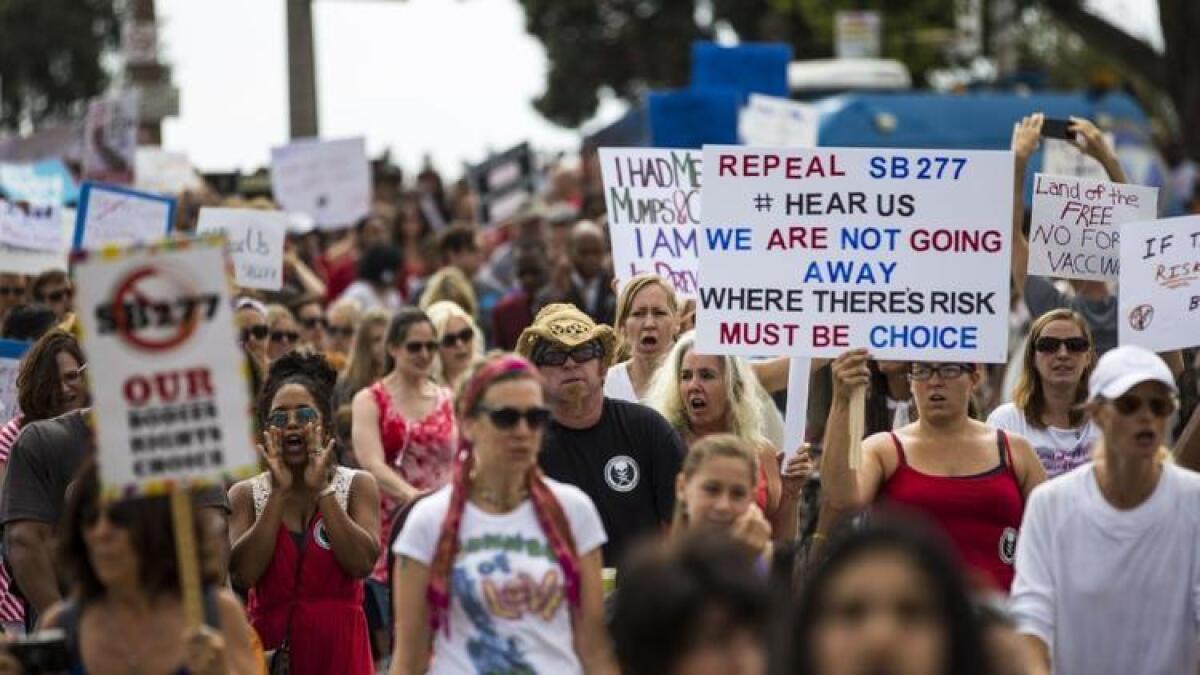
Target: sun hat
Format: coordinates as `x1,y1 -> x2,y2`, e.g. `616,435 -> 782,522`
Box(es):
516,303 -> 616,366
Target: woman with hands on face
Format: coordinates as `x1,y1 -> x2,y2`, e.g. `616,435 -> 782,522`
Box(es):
822,349 -> 1045,593
228,352 -> 380,675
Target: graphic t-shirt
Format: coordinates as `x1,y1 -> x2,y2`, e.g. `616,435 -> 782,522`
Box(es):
987,403 -> 1099,478
539,398 -> 684,568
394,480 -> 606,675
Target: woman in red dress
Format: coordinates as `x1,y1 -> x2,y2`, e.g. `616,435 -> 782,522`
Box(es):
229,352 -> 381,675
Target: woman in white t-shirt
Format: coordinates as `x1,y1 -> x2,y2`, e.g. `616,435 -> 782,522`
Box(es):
988,309 -> 1100,478
605,274 -> 682,402
390,354 -> 618,675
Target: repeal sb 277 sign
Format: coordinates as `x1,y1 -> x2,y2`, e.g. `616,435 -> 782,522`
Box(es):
76,238 -> 258,497
695,146 -> 1013,362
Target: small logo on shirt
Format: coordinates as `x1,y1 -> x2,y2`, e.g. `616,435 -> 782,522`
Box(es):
999,527 -> 1018,565
604,455 -> 640,493
314,518 -> 332,550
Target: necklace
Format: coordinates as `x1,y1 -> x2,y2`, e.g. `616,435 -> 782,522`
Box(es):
469,469 -> 528,511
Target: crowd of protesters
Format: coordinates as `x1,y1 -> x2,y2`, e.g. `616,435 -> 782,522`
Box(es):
0,114 -> 1193,675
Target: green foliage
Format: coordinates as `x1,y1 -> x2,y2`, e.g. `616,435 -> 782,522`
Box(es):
517,0 -> 958,127
0,0 -> 120,131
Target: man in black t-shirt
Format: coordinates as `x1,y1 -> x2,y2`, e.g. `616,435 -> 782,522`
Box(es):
517,304 -> 684,568
0,409 -> 230,625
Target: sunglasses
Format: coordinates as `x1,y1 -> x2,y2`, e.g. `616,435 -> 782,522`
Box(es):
242,325 -> 269,342
266,406 -> 320,429
327,325 -> 355,339
0,286 -> 24,298
440,327 -> 474,348
908,363 -> 975,381
405,341 -> 439,354
270,330 -> 300,344
535,342 -> 603,367
1110,394 -> 1176,418
82,500 -> 137,529
1034,336 -> 1090,354
300,316 -> 327,330
477,404 -> 552,430
42,288 -> 72,303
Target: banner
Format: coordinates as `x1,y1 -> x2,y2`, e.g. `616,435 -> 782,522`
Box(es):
0,160 -> 78,205
739,94 -> 819,148
83,91 -> 139,185
598,148 -> 701,298
1028,174 -> 1158,281
467,142 -> 537,226
0,339 -> 29,426
196,208 -> 287,291
270,137 -> 370,230
0,209 -> 74,276
74,182 -> 175,251
696,146 -> 1012,362
75,238 -> 258,497
0,199 -> 66,252
781,359 -> 811,460
1118,215 -> 1200,352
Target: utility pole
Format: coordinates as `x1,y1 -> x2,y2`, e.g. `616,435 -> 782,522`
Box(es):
126,0 -> 177,145
286,0 -> 320,139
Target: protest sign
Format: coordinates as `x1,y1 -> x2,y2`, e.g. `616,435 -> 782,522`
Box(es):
598,148 -> 701,298
74,182 -> 175,251
781,359 -> 811,460
739,95 -> 820,148
1028,174 -> 1158,281
1041,135 -> 1114,181
695,146 -> 1012,362
135,148 -> 203,195
468,143 -> 537,226
83,91 -> 139,185
75,237 -> 258,497
196,207 -> 287,291
691,42 -> 792,101
648,89 -> 740,149
270,137 -> 370,230
0,199 -> 66,252
0,160 -> 77,205
0,339 -> 29,426
0,209 -> 74,276
1118,215 -> 1200,352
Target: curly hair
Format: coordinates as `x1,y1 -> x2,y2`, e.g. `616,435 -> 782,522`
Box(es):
644,331 -> 766,445
17,329 -> 86,422
255,351 -> 338,433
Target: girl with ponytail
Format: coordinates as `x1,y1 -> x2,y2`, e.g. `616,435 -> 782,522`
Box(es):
390,354 -> 619,675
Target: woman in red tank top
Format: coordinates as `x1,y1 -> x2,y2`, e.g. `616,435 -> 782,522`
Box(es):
822,351 -> 1047,592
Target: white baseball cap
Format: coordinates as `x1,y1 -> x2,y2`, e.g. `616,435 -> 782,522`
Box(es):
1087,345 -> 1178,402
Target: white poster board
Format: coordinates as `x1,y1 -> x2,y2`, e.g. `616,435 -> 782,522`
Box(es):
74,182 -> 175,251
1028,174 -> 1158,281
83,91 -> 139,185
1118,215 -> 1200,352
0,339 -> 29,425
75,238 -> 259,497
0,209 -> 74,276
739,95 -> 819,148
270,137 -> 370,230
135,148 -> 203,195
781,359 -> 812,460
0,200 -> 66,252
196,208 -> 287,291
598,148 -> 701,298
0,163 -> 66,206
696,146 -> 1013,362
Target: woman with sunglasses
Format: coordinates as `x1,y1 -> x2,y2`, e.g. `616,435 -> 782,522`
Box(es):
265,304 -> 301,363
1012,346 -> 1200,675
987,309 -> 1100,478
425,300 -> 483,393
351,307 -> 456,620
229,352 -> 381,675
391,354 -> 618,675
823,350 -> 1046,592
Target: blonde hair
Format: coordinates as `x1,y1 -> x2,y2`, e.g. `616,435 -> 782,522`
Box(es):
424,300 -> 485,390
671,433 -> 759,532
644,331 -> 766,446
613,274 -> 679,363
419,266 -> 478,319
265,303 -> 295,328
1013,309 -> 1096,429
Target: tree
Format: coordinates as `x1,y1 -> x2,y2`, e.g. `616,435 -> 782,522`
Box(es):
1035,0 -> 1200,156
0,0 -> 121,132
517,0 -> 958,128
